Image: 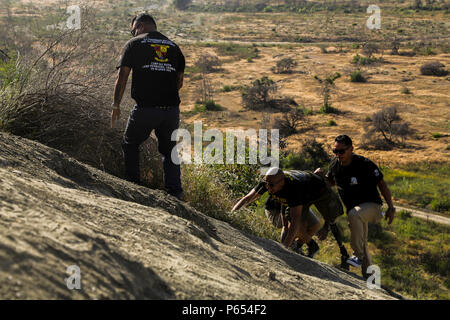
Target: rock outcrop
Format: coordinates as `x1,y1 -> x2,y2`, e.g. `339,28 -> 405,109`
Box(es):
0,132 -> 397,299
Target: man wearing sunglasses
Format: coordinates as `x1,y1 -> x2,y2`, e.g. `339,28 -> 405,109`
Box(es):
315,134 -> 395,279
232,167 -> 348,261
111,13 -> 185,199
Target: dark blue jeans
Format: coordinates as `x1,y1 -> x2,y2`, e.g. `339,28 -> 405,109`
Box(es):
121,105 -> 182,197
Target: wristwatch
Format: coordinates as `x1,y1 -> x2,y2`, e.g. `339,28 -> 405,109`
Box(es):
111,102 -> 120,110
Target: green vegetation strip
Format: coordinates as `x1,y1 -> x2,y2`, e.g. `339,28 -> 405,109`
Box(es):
382,163 -> 450,214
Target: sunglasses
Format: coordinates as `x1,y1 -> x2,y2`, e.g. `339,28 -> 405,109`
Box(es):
264,180 -> 282,188
332,147 -> 349,155
130,29 -> 136,36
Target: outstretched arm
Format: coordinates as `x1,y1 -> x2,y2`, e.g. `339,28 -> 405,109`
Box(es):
231,189 -> 261,212
282,205 -> 307,248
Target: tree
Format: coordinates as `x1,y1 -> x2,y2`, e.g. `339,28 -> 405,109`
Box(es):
313,72 -> 341,113
362,106 -> 414,149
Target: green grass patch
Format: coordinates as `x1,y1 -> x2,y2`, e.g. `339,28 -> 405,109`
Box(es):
352,54 -> 382,66
382,162 -> 450,214
350,70 -> 367,83
216,43 -> 260,61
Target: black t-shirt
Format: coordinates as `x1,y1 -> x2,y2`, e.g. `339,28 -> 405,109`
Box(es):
253,170 -> 326,208
116,32 -> 185,107
326,154 -> 383,211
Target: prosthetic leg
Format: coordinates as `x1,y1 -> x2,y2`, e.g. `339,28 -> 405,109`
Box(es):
329,222 -> 350,270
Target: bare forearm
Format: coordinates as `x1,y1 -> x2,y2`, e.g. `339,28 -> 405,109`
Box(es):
113,79 -> 126,106
379,181 -> 394,208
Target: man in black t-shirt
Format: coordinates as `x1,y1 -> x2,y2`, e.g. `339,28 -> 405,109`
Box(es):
316,135 -> 396,278
111,13 -> 185,199
232,168 -> 349,261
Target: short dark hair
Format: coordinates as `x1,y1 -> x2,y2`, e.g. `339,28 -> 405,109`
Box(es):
335,134 -> 352,146
132,13 -> 157,29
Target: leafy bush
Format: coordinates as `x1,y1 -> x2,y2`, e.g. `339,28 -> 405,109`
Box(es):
350,69 -> 367,82
420,61 -> 448,76
319,104 -> 339,114
430,198 -> 450,213
241,76 -> 277,110
273,57 -> 297,74
221,85 -> 238,92
281,139 -> 331,171
352,54 -> 380,66
327,119 -> 337,126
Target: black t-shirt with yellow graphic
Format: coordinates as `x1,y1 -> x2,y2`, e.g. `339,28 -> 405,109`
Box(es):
117,31 -> 185,107
253,170 -> 326,208
326,154 -> 383,211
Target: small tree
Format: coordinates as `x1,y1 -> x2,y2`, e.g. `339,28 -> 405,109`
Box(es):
362,106 -> 414,149
313,72 -> 341,113
242,76 -> 277,110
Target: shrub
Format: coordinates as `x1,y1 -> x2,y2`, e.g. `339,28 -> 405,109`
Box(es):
350,69 -> 367,82
430,198 -> 450,212
319,104 -> 339,114
0,23 -> 164,189
401,87 -> 411,94
195,53 -> 221,73
352,54 -> 380,66
327,119 -> 337,126
273,108 -> 307,137
241,76 -> 277,110
281,139 -> 331,171
362,106 -> 414,149
361,42 -> 379,57
431,132 -> 444,139
221,85 -> 238,92
420,61 -> 448,76
203,99 -> 224,111
273,57 -> 297,74
173,0 -> 192,10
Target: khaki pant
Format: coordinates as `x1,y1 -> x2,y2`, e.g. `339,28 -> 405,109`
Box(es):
347,202 -> 383,273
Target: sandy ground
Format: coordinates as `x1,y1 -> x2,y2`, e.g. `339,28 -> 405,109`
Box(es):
0,132 -> 398,299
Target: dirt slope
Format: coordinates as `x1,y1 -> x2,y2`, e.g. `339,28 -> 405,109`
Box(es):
0,132 -> 397,299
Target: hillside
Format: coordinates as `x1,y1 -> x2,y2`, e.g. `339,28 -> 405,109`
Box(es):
0,132 -> 397,299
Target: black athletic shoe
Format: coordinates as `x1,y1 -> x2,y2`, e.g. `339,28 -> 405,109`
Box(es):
306,240 -> 320,259
340,255 -> 350,270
